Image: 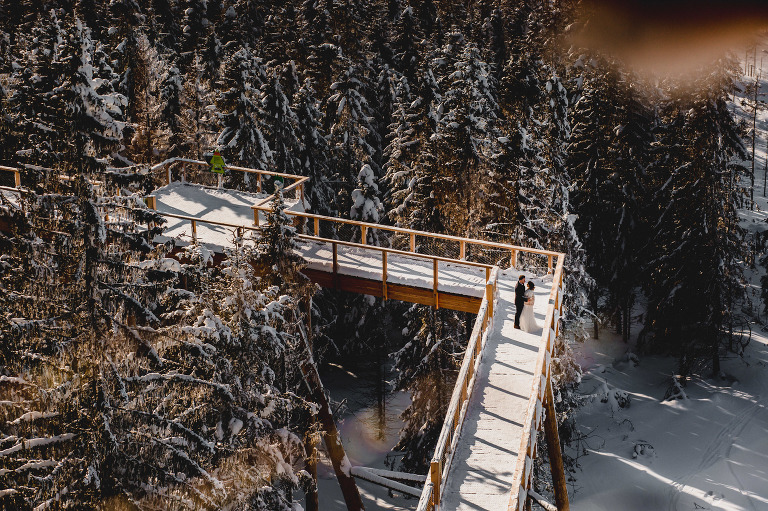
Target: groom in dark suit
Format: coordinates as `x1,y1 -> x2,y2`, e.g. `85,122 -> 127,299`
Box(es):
514,275 -> 525,329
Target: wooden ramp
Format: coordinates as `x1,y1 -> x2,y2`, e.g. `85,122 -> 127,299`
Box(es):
439,271 -> 549,511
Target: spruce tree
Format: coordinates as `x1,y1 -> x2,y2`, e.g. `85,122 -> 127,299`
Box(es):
215,47 -> 272,189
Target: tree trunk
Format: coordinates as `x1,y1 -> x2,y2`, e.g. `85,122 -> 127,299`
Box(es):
300,360 -> 365,511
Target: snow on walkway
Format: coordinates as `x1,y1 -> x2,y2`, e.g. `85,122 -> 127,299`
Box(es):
152,182 -> 303,249
440,270 -> 552,511
297,239 -> 489,297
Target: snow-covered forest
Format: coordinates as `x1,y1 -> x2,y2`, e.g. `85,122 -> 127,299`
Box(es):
0,1 -> 765,510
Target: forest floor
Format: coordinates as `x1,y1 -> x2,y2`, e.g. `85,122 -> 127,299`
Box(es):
567,39 -> 768,511
567,329 -> 768,511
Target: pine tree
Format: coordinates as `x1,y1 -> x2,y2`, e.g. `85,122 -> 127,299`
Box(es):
644,60 -> 747,377
294,78 -> 335,216
51,16 -> 124,174
327,59 -> 380,216
215,47 -> 272,189
254,186 -> 308,292
262,63 -> 302,176
394,304 -> 466,472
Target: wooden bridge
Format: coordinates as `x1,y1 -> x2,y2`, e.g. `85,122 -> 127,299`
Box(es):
0,161 -> 570,511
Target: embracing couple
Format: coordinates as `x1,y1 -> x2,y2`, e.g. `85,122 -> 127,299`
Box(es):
514,275 -> 539,333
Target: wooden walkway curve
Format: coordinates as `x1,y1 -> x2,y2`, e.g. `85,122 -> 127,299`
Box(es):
0,160 -> 570,511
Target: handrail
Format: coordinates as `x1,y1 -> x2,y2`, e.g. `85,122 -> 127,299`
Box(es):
253,207 -> 561,259
417,267 -> 499,511
0,166 -> 21,188
151,157 -> 307,205
506,254 -> 565,511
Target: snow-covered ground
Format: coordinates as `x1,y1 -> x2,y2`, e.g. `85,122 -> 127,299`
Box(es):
567,40 -> 768,511
314,363 -> 418,511
568,330 -> 768,511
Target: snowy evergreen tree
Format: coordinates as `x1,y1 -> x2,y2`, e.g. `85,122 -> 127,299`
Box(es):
254,187 -> 308,293
643,61 -> 747,377
262,62 -> 302,176
51,16 -> 125,174
294,78 -> 335,216
350,163 -> 384,243
215,47 -> 272,189
327,59 -> 380,215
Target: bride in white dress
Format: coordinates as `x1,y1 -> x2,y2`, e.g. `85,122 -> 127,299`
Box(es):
519,281 -> 539,333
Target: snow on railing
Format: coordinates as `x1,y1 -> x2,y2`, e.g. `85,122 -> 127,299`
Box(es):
506,254 -> 567,511
416,267 -> 499,511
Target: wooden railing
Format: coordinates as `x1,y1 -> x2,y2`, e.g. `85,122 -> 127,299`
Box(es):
507,254 -> 566,511
0,166 -> 21,188
149,157 -> 308,213
253,206 -> 559,274
417,266 -> 499,511
138,207 -> 497,305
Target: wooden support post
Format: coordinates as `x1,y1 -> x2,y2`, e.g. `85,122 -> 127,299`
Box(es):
433,258 -> 439,309
430,460 -> 441,509
304,427 -> 319,511
314,217 -> 320,236
14,170 -> 20,188
460,240 -> 466,260
217,173 -> 223,189
361,226 -> 368,245
548,255 -> 553,274
253,208 -> 260,227
410,233 -> 415,252
332,242 -> 339,289
382,252 -> 388,300
512,250 -> 517,269
299,182 -> 305,204
301,361 -> 365,511
544,377 -> 570,511
191,220 -> 197,243
165,163 -> 172,185
257,173 -> 262,193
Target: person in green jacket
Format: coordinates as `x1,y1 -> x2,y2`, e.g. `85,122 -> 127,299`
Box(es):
210,150 -> 226,174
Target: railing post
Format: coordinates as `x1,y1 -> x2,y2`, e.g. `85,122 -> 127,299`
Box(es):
512,249 -> 517,269
430,460 -> 441,510
433,258 -> 439,309
144,195 -> 157,210
165,163 -> 172,185
14,170 -> 20,188
548,255 -> 553,274
332,242 -> 339,289
410,233 -> 415,252
486,279 -> 494,318
382,251 -> 388,300
253,207 -> 260,227
257,173 -> 262,193
361,226 -> 368,245
314,217 -> 320,236
191,220 -> 197,243
217,173 -> 223,189
460,240 -> 466,260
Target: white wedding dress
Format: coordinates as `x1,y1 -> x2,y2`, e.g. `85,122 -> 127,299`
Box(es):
519,290 -> 539,333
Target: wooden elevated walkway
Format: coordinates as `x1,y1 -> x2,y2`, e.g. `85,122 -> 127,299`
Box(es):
0,160 -> 569,511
